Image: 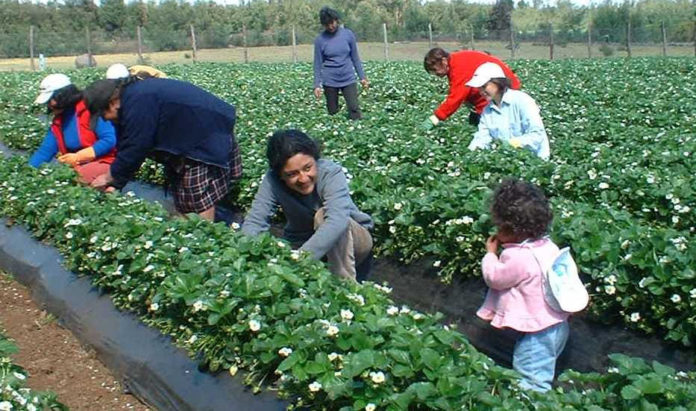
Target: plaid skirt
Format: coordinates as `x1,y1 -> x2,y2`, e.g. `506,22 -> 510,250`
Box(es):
171,144 -> 242,214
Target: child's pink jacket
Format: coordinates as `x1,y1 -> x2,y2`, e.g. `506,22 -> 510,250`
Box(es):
476,237 -> 569,332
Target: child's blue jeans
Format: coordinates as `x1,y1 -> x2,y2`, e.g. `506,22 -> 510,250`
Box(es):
513,320 -> 569,392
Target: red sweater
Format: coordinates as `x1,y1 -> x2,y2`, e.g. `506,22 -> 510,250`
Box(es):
434,50 -> 521,120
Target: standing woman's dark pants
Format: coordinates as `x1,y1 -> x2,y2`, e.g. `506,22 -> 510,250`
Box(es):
324,83 -> 361,120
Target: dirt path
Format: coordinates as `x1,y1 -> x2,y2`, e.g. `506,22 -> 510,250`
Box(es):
0,272 -> 150,410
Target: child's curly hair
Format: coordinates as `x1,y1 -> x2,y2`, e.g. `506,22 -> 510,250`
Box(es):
491,179 -> 553,241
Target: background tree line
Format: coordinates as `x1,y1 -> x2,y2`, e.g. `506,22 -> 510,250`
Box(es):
0,0 -> 693,58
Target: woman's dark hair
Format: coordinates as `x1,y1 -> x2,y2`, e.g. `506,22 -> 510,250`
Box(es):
319,6 -> 340,25
83,77 -> 139,128
267,129 -> 321,176
423,47 -> 450,73
490,179 -> 552,241
50,84 -> 82,112
489,77 -> 512,93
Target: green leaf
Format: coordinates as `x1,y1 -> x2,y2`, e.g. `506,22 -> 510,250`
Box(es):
388,349 -> 411,365
634,376 -> 663,395
277,352 -> 302,371
621,385 -> 642,400
305,360 -> 328,375
392,364 -> 414,378
344,349 -> 374,378
651,361 -> 675,377
420,348 -> 441,370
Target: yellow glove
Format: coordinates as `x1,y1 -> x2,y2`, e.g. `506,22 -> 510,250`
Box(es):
57,147 -> 96,167
508,138 -> 522,149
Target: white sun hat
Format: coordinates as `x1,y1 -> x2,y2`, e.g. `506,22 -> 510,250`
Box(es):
465,62 -> 507,88
34,73 -> 72,104
106,63 -> 130,80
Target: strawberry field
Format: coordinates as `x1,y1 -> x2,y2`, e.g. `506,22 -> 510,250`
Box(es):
0,58 -> 695,409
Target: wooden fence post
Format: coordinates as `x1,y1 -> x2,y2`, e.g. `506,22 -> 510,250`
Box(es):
428,23 -> 432,48
587,8 -> 592,58
292,25 -> 297,64
243,24 -> 248,63
383,23 -> 389,61
29,25 -> 35,71
661,21 -> 667,57
626,8 -> 632,58
85,26 -> 92,64
549,23 -> 554,60
190,24 -> 197,62
137,26 -> 143,63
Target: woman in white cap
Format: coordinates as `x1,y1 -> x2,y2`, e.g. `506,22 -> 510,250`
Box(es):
106,63 -> 166,80
466,62 -> 550,160
29,73 -> 117,184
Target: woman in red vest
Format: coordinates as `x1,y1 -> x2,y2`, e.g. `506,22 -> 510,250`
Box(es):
29,74 -> 117,184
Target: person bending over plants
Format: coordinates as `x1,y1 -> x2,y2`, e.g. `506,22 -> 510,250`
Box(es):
242,129 -> 374,282
477,179 -> 569,392
106,63 -> 167,80
466,62 -> 550,159
83,77 -> 241,221
29,73 -> 117,185
421,47 -> 520,130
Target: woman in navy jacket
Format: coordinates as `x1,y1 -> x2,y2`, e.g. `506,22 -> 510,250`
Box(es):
83,77 -> 242,221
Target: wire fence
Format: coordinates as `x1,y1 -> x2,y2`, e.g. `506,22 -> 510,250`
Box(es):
1,21 -> 694,71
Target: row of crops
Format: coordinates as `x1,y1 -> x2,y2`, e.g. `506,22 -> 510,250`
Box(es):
0,328 -> 65,410
1,158 -> 695,409
0,58 -> 694,408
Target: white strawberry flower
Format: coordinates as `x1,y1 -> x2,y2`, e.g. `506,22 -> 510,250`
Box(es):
386,306 -> 399,316
326,325 -> 339,337
369,371 -> 386,384
278,347 -> 293,357
340,309 -> 354,321
249,320 -> 261,332
192,300 -> 205,312
671,294 -> 681,303
308,381 -> 322,392
630,312 -> 641,322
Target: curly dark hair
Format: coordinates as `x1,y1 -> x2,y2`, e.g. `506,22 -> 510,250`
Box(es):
490,179 -> 552,241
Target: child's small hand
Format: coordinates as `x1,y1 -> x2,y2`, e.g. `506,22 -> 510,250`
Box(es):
486,235 -> 499,254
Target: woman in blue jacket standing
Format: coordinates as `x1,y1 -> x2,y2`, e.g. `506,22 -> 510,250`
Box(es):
83,77 -> 242,221
313,7 -> 369,120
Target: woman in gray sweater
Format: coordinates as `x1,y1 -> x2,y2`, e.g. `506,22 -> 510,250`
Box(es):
242,129 -> 373,281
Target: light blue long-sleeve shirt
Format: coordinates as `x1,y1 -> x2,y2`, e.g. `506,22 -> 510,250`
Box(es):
242,159 -> 373,260
29,107 -> 117,167
468,89 -> 550,160
313,27 -> 366,89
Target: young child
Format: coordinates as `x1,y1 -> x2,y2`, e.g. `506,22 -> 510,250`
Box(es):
477,179 -> 569,392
